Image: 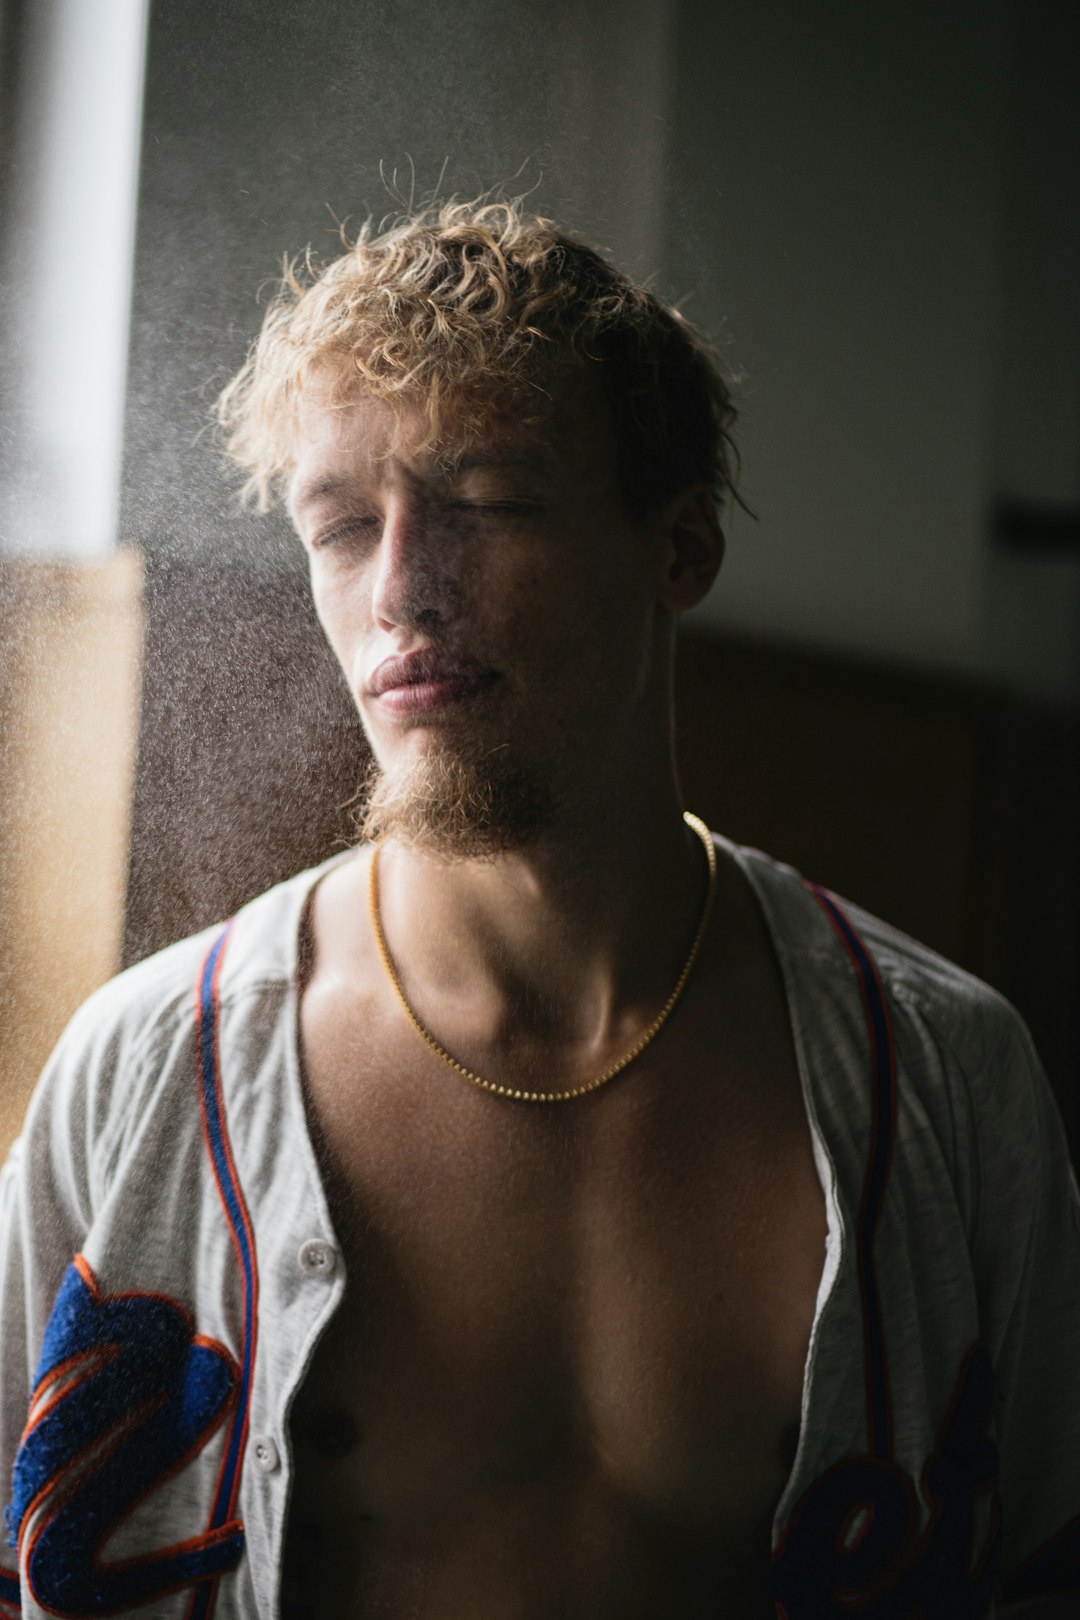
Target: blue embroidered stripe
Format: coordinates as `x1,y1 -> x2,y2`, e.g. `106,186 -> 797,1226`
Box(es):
192,920 -> 256,1620
806,883 -> 898,1461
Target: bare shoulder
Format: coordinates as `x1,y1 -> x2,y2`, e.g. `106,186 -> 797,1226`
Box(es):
300,842 -> 378,991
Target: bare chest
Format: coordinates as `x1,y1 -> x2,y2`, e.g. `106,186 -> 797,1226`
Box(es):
283,894 -> 825,1615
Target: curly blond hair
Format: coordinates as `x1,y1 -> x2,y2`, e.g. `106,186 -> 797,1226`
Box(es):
217,195 -> 740,515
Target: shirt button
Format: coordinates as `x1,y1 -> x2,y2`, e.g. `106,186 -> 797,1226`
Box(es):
251,1435 -> 280,1474
298,1238 -> 338,1278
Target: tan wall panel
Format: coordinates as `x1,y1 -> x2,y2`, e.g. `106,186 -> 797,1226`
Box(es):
0,552 -> 144,1159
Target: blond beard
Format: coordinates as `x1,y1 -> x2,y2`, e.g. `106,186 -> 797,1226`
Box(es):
355,737 -> 557,862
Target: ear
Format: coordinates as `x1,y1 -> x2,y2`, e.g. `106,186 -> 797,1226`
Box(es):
656,486 -> 726,612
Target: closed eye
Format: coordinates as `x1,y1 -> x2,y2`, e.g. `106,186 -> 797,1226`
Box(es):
309,503 -> 538,549
309,517 -> 379,549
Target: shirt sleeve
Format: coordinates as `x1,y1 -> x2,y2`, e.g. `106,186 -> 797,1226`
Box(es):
0,1012 -> 102,1605
966,1000 -> 1080,1605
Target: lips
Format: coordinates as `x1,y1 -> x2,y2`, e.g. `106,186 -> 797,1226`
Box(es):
369,648 -> 498,697
362,644 -> 498,716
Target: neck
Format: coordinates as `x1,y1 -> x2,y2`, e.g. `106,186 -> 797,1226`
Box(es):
373,759 -> 711,1061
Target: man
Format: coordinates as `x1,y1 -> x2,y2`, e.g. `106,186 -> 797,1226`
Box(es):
2,198 -> 1078,1619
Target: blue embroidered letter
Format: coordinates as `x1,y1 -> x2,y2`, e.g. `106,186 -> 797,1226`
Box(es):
5,1257 -> 243,1614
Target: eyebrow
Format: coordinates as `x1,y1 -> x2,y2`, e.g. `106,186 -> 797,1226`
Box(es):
289,475 -> 352,516
290,453 -> 550,517
446,452 -> 551,476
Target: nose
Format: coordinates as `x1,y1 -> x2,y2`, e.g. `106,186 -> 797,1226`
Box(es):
370,496 -> 463,633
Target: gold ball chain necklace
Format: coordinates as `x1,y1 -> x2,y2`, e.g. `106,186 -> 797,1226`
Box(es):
368,810 -> 717,1103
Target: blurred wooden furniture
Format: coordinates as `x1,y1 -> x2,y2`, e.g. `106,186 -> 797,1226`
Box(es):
0,551 -> 144,1159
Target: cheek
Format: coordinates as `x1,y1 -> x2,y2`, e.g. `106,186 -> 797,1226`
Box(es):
309,568 -> 368,680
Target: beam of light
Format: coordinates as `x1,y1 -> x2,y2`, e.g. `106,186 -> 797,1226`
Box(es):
0,0 -> 150,557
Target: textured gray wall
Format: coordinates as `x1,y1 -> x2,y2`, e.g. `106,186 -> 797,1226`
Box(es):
118,0 -> 673,573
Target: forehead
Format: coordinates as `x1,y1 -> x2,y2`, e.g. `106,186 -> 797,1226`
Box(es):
286,362 -> 621,519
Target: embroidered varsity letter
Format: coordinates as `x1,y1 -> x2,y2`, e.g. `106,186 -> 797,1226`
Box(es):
5,1256 -> 244,1615
772,1347 -> 1001,1618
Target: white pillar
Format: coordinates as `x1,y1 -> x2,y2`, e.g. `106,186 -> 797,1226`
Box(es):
0,0 -> 150,557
